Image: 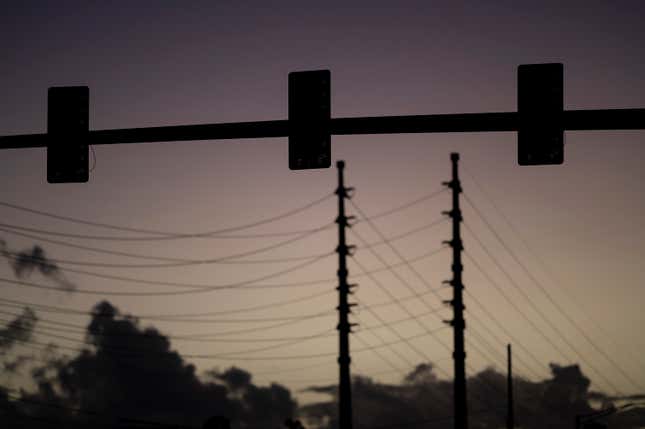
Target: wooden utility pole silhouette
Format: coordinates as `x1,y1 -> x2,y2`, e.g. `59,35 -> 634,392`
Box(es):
442,153 -> 467,429
507,344 -> 515,429
335,160 -> 356,429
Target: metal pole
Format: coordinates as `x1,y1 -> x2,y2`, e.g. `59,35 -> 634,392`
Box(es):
336,160 -> 355,429
1,109 -> 644,149
442,153 -> 468,429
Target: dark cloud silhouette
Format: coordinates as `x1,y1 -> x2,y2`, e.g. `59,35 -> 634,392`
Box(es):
301,362 -> 645,429
3,353 -> 33,373
3,300 -> 297,428
0,306 -> 38,353
212,366 -> 253,393
2,301 -> 645,428
0,239 -> 76,292
403,362 -> 439,385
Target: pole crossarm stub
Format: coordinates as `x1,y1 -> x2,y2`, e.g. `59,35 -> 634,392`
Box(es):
442,210 -> 463,221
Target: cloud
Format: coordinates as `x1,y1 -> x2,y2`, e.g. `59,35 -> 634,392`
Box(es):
6,300 -> 298,429
212,366 -> 253,392
4,301 -> 645,428
0,240 -> 76,292
0,307 -> 38,353
3,354 -> 33,373
300,362 -> 645,429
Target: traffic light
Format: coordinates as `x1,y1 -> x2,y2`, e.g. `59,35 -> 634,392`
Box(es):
288,70 -> 331,170
47,86 -> 89,183
518,63 -> 564,165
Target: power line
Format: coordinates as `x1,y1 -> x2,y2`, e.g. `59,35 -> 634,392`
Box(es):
0,225 -> 332,264
0,323 -> 454,362
0,288 -> 335,319
463,167 -> 645,385
349,255 -> 453,372
463,192 -> 645,393
462,291 -> 547,380
0,298 -> 450,345
0,308 -> 335,342
0,234 -> 445,299
0,192 -> 334,239
1,222 -> 334,268
0,285 -> 441,322
462,223 -> 624,396
0,221 -> 331,240
0,217 -> 445,267
348,197 -> 534,408
0,317 -> 334,358
2,243 -> 444,294
0,313 -> 340,346
0,251 -> 335,296
352,324 -> 453,412
0,291 -> 441,330
463,249 -> 571,363
0,188 -> 445,242
352,330 -> 408,377
354,187 -> 447,222
0,306 -> 332,325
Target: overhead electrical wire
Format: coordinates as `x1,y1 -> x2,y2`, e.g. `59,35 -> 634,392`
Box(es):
0,324 -> 453,362
462,292 -> 546,380
0,221 -> 329,240
463,219 -> 630,394
463,167 -> 645,383
0,298 -> 449,344
0,306 -> 330,325
349,225 -> 453,354
349,255 -> 453,371
0,284 -> 440,321
463,192 -> 645,393
462,250 -> 572,362
353,187 -> 447,222
352,329 -> 408,376
0,246 -> 446,296
0,192 -> 334,239
0,225 -> 331,264
352,248 -> 508,416
348,197 -> 527,402
0,187 -> 445,242
0,216 -> 447,265
1,223 -> 334,268
0,251 -> 335,296
0,289 -> 335,319
462,223 -> 624,396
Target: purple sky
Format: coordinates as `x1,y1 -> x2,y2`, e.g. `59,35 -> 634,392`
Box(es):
1,1 -> 644,406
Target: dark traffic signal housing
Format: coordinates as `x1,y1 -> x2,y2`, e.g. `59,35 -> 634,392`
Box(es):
288,70 -> 331,170
518,63 -> 564,165
47,86 -> 89,183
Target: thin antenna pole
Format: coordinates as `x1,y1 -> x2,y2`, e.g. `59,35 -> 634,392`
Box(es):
507,344 -> 515,429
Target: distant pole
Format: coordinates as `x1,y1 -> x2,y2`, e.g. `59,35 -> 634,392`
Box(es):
507,344 -> 515,429
442,153 -> 468,429
336,160 -> 356,429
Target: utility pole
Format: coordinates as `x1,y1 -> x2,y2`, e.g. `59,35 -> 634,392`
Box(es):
507,344 -> 515,429
442,153 -> 467,429
335,160 -> 356,429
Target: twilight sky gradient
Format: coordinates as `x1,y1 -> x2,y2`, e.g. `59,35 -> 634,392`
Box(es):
1,0 -> 645,407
